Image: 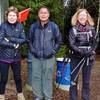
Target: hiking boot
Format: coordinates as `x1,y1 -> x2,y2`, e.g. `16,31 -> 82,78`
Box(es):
17,93 -> 25,100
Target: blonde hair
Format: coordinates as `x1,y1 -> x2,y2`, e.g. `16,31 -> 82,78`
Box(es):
71,9 -> 94,26
5,6 -> 19,21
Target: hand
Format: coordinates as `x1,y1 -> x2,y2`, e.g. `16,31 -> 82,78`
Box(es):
15,44 -> 19,49
84,50 -> 95,57
52,49 -> 56,55
14,44 -> 19,49
90,51 -> 96,55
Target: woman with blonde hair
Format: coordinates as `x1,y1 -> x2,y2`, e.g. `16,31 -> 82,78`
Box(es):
0,6 -> 26,100
68,9 -> 98,100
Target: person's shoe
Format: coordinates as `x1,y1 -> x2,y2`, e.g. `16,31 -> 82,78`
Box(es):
0,95 -> 5,100
25,84 -> 32,91
35,97 -> 41,100
34,96 -> 41,100
17,93 -> 25,100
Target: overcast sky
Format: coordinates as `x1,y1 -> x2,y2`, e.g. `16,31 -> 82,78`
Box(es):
63,0 -> 69,6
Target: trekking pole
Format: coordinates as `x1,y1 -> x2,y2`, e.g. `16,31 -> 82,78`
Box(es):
71,57 -> 86,85
86,57 -> 89,66
71,57 -> 90,85
71,57 -> 85,75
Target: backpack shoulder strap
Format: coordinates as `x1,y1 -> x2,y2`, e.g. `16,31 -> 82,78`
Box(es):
29,22 -> 38,42
50,21 -> 57,37
31,22 -> 38,33
72,27 -> 78,37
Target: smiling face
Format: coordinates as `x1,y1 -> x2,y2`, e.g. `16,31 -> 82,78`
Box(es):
38,7 -> 50,22
7,11 -> 18,24
78,10 -> 88,25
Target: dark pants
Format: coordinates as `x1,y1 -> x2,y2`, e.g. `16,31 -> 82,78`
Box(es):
0,61 -> 22,94
69,55 -> 95,100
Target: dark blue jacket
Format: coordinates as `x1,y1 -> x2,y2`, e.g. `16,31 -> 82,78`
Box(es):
0,22 -> 26,61
29,21 -> 62,59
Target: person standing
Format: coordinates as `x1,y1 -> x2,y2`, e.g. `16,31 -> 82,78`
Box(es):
0,6 -> 26,100
68,9 -> 98,100
29,7 -> 62,100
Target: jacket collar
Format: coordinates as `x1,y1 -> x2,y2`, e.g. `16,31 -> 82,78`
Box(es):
37,20 -> 50,29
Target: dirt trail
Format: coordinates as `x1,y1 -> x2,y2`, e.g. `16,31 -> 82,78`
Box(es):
4,55 -> 100,100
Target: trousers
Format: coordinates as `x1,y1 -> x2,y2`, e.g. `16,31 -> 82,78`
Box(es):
70,55 -> 95,100
32,56 -> 56,100
0,61 -> 22,94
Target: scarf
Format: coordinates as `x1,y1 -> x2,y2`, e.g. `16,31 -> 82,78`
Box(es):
76,21 -> 90,32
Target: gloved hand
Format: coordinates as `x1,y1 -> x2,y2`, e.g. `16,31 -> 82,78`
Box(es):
90,51 -> 96,60
90,51 -> 96,55
83,50 -> 95,57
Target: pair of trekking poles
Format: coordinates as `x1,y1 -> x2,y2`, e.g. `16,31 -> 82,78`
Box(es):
57,52 -> 90,89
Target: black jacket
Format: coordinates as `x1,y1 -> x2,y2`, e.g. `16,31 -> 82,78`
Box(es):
68,26 -> 98,57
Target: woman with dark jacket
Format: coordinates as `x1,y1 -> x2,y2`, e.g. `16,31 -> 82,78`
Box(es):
0,6 -> 26,100
68,9 -> 98,100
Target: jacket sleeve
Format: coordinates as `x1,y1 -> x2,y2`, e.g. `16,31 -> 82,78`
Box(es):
10,24 -> 26,44
90,28 -> 99,51
53,24 -> 62,54
82,28 -> 99,56
0,24 -> 15,48
68,28 -> 82,54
